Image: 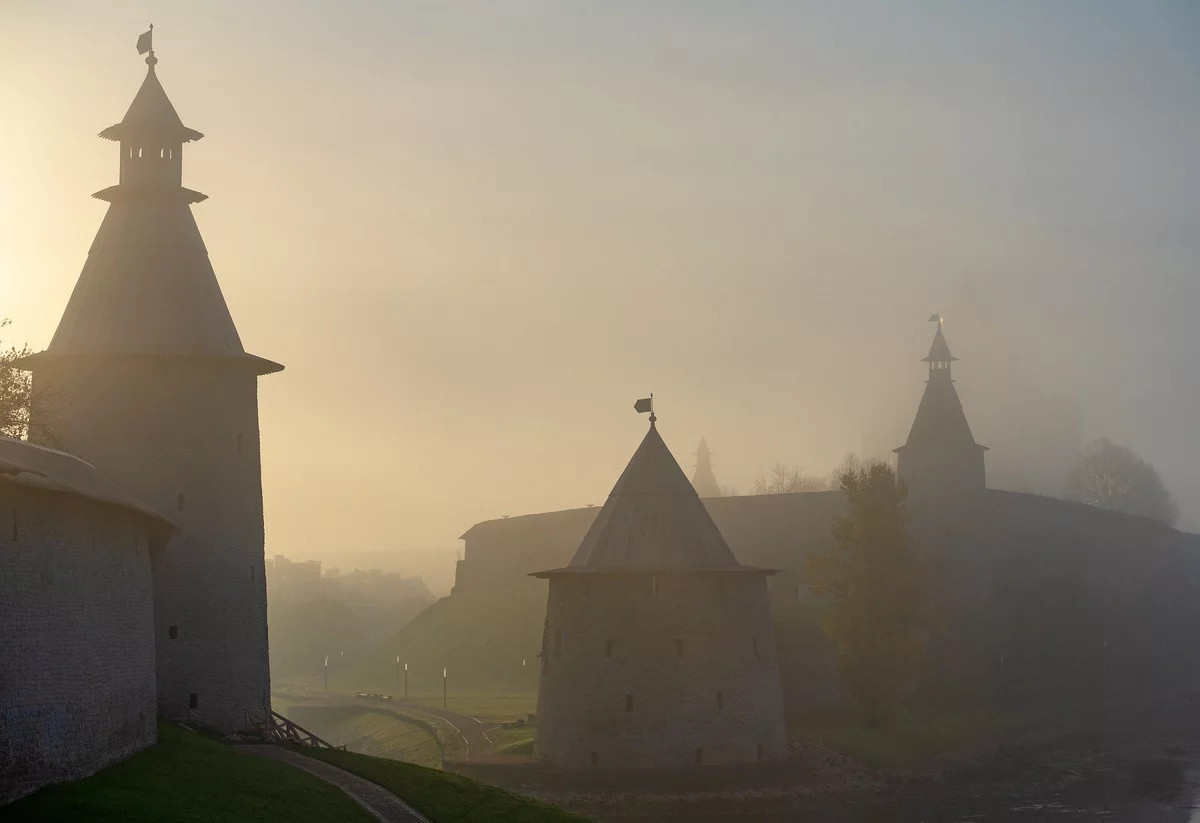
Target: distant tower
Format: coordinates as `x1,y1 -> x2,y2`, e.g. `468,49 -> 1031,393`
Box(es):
893,318 -> 986,506
691,436 -> 722,498
19,39 -> 281,731
532,412 -> 786,768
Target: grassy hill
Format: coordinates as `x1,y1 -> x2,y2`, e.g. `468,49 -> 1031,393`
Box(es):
6,722 -> 588,822
338,584 -> 546,699
5,723 -> 373,822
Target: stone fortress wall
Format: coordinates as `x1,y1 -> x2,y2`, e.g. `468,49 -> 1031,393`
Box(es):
535,572 -> 788,768
457,489 -> 1200,710
0,446 -> 167,803
33,358 -> 271,732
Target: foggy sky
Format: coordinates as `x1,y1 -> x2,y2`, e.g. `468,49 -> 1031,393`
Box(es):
3,1 -> 1200,593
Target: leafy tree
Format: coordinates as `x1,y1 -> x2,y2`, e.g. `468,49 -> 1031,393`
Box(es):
749,462 -> 827,495
805,460 -> 931,727
1065,437 -> 1178,525
0,319 -> 33,440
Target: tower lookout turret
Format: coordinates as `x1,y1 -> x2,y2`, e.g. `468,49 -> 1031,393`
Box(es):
531,412 -> 786,768
18,38 -> 281,732
893,318 -> 986,507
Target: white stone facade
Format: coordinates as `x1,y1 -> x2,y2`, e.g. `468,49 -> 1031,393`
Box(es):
0,480 -> 159,803
535,571 -> 788,769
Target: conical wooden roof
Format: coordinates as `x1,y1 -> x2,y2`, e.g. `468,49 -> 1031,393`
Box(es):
98,60 -> 204,143
566,421 -> 740,570
19,55 -> 280,374
922,325 -> 958,363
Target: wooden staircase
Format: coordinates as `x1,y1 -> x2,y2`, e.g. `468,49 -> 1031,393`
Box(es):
242,709 -> 345,750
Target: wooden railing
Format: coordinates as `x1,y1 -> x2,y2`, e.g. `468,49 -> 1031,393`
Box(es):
245,709 -> 345,750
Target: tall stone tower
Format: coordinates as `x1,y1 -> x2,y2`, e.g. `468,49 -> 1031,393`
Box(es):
893,319 -> 986,506
532,412 -> 786,769
19,42 -> 281,732
690,436 -> 721,498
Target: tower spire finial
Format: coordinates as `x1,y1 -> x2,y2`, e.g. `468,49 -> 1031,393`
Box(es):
137,24 -> 156,67
633,394 -> 656,426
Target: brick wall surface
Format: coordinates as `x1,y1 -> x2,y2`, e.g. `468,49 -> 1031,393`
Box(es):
35,357 -> 271,732
0,481 -> 157,804
535,572 -> 788,769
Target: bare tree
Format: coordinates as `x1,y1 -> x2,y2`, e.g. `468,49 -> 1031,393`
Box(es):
1065,437 -> 1178,525
749,462 -> 826,495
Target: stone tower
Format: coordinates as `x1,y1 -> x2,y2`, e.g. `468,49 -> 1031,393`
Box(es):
19,43 -> 281,732
532,413 -> 786,769
893,320 -> 986,506
690,436 -> 721,498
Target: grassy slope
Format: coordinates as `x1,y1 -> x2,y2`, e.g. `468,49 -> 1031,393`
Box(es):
340,585 -> 545,698
5,723 -> 374,823
286,705 -> 443,768
294,746 -> 590,823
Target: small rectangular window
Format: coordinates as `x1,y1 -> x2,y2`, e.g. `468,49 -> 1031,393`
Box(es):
695,747 -> 704,765
625,694 -> 633,712
168,626 -> 178,640
675,639 -> 684,657
716,691 -> 724,710
189,693 -> 198,709
605,640 -> 612,659
649,576 -> 658,597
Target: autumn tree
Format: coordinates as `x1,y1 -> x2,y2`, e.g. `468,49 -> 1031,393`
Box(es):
749,462 -> 827,495
1065,438 -> 1178,525
805,460 -> 931,727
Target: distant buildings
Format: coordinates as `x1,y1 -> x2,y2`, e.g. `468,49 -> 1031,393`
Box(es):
690,436 -> 722,498
532,414 -> 787,769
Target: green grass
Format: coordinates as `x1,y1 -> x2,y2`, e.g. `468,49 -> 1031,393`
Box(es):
293,745 -> 590,822
404,693 -> 538,723
787,705 -> 1022,769
5,722 -> 374,822
487,724 -> 536,755
286,705 -> 443,768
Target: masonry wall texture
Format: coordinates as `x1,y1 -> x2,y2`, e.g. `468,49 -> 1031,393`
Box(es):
535,572 -> 788,768
455,490 -> 1200,710
0,479 -> 159,803
33,358 -> 271,732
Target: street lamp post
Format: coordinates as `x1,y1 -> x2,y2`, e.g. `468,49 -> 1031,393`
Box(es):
404,662 -> 409,700
324,655 -> 329,695
395,655 -> 400,697
443,667 -> 447,709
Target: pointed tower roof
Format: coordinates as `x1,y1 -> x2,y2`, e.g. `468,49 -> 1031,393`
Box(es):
99,54 -> 204,143
896,324 -> 985,453
922,324 -> 957,363
554,419 -> 746,572
18,46 -> 280,374
690,436 -> 722,498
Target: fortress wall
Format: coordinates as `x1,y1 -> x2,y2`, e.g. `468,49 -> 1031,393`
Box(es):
0,481 -> 157,804
35,358 -> 270,732
460,490 -> 1200,709
535,572 -> 787,769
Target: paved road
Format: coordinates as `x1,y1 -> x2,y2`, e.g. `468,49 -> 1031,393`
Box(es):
245,744 -> 429,823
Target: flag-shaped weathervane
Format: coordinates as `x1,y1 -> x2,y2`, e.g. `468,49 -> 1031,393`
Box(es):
928,313 -> 943,327
634,395 -> 653,415
137,25 -> 154,56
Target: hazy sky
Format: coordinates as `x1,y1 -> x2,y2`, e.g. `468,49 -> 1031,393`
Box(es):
3,2 -> 1200,593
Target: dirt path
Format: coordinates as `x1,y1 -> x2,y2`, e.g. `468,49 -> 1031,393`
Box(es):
244,745 -> 429,823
